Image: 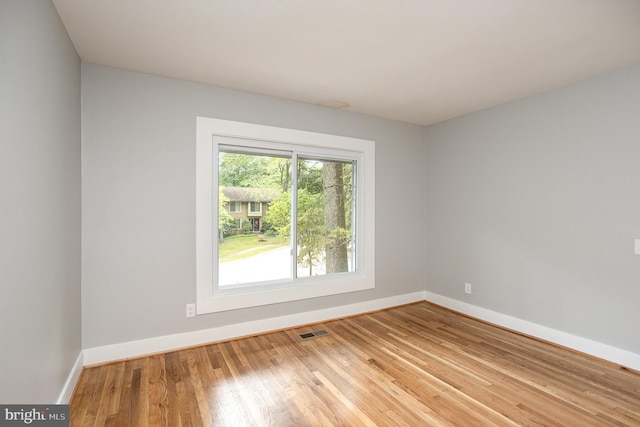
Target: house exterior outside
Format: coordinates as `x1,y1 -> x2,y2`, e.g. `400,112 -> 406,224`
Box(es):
222,187 -> 280,233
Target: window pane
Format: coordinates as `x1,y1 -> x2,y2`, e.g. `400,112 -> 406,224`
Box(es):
249,202 -> 261,213
218,151 -> 292,286
229,201 -> 241,213
296,158 -> 355,277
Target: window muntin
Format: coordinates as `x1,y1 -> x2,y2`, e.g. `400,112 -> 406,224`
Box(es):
196,117 -> 375,314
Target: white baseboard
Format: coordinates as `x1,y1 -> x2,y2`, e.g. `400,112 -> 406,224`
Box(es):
57,351 -> 83,404
424,291 -> 640,372
81,290 -> 640,373
83,291 -> 425,366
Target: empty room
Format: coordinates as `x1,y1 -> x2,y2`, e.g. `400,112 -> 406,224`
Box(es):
1,0 -> 639,425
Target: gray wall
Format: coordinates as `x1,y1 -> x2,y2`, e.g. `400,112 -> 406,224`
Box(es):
0,1 -> 81,402
5,3 -> 634,389
81,63 -> 426,348
424,64 -> 640,353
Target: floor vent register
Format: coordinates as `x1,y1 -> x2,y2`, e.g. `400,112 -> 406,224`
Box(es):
298,329 -> 329,340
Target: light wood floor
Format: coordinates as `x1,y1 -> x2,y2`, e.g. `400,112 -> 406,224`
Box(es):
71,302 -> 640,426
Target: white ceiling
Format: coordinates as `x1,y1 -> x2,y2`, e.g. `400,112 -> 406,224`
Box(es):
52,0 -> 640,125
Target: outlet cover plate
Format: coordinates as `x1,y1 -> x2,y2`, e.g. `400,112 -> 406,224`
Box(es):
186,303 -> 196,318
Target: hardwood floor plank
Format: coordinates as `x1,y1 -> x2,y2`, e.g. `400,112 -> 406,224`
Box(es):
70,358 -> 104,426
71,302 -> 640,426
114,361 -> 132,427
106,362 -> 125,417
240,335 -> 303,425
91,364 -> 116,426
312,369 -> 378,427
129,367 -> 143,426
81,362 -> 113,427
163,352 -> 184,427
148,354 -> 169,427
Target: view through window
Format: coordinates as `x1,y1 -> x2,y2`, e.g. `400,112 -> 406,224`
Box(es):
218,149 -> 356,287
197,117 -> 374,313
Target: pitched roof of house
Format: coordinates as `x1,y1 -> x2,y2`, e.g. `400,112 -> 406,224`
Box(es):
222,187 -> 280,202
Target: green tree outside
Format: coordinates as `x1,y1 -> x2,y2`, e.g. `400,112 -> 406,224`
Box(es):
219,151 -> 354,275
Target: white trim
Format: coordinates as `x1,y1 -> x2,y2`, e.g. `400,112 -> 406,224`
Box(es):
80,291 -> 640,371
197,117 -> 375,314
248,201 -> 262,215
57,351 -> 84,404
228,201 -> 242,213
424,291 -> 640,371
83,292 -> 424,366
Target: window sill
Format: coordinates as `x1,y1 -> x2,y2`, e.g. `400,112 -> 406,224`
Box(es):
197,274 -> 374,313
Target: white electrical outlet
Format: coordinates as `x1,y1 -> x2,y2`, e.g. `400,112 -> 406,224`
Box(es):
186,303 -> 196,318
635,239 -> 640,255
464,282 -> 472,294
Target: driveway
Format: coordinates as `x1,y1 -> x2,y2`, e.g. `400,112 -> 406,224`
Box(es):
219,246 -> 327,286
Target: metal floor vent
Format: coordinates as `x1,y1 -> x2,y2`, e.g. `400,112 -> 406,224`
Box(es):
299,329 -> 329,340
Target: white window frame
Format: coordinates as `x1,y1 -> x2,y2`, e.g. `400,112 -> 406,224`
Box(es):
248,201 -> 262,215
196,117 -> 375,314
228,201 -> 242,213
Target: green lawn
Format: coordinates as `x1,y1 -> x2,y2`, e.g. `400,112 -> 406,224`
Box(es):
219,234 -> 289,262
